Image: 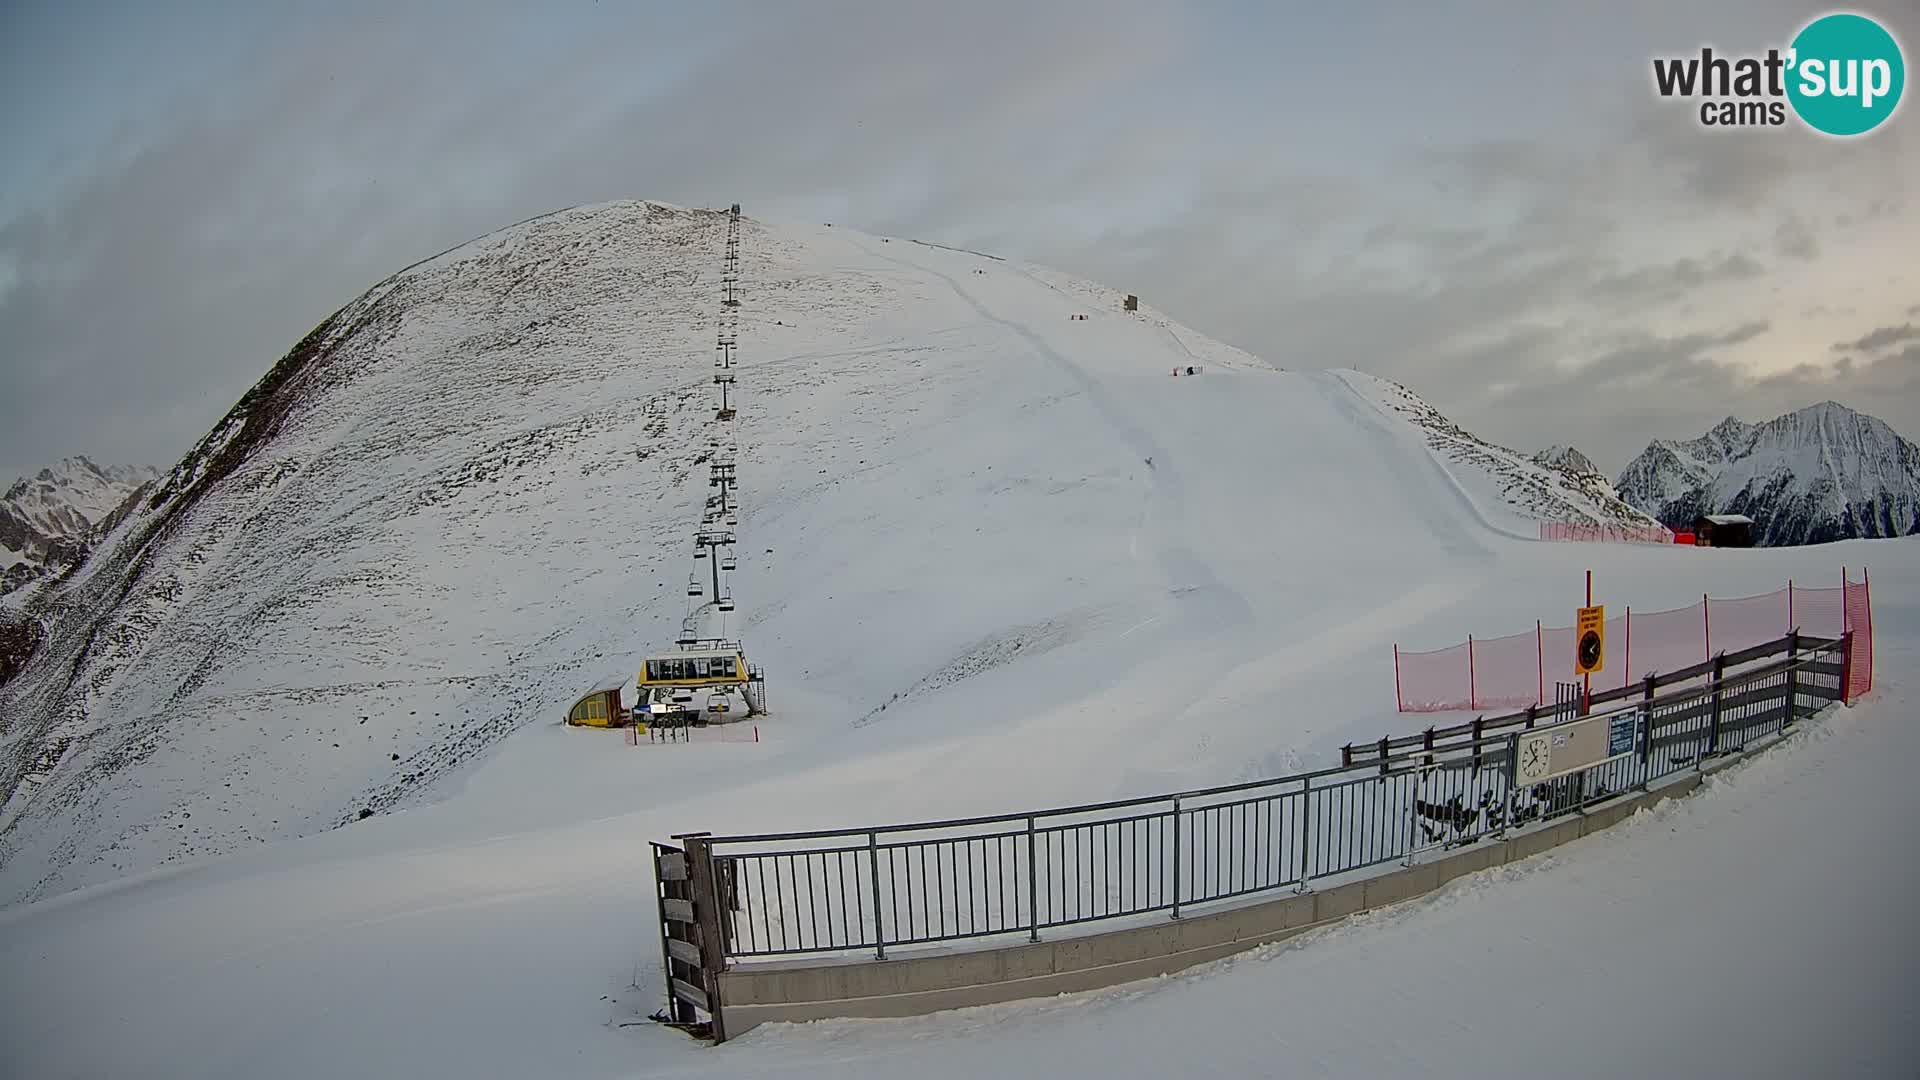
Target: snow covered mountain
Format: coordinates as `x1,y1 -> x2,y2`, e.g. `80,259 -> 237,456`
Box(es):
1,457 -> 158,596
1353,380 -> 1664,531
0,197 -> 1912,1080
1616,403 -> 1920,545
1533,445 -> 1598,476
0,200 -> 1712,906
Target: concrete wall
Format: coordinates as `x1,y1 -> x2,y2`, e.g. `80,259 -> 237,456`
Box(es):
716,773 -> 1711,1037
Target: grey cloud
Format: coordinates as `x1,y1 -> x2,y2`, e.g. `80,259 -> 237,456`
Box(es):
1774,216 -> 1818,260
1590,254 -> 1765,305
1832,323 -> 1920,354
4,2 -> 1916,484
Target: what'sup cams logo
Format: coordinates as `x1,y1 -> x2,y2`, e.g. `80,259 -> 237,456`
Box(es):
1653,11 -> 1905,135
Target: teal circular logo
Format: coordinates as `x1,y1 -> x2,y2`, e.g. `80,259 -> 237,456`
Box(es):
1787,13 -> 1905,136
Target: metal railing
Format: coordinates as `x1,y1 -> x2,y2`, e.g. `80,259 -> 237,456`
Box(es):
666,632 -> 1848,963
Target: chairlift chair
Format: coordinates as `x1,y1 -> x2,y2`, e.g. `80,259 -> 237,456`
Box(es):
694,545 -> 707,559
717,593 -> 735,612
720,555 -> 737,572
686,575 -> 703,596
707,693 -> 730,715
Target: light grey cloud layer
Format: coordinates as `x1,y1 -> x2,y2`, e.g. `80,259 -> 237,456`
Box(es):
2,0 -> 1917,481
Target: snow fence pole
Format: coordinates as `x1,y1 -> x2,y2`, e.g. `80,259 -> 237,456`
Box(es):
1702,593 -> 1712,663
1394,644 -> 1404,712
1535,620 -> 1544,705
1787,579 -> 1795,635
1468,635 -> 1477,711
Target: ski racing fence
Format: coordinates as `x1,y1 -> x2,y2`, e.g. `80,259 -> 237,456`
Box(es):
1394,570 -> 1873,713
648,628 -> 1862,1041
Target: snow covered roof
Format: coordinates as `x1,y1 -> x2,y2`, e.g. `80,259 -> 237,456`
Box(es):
1701,513 -> 1755,525
578,672 -> 630,698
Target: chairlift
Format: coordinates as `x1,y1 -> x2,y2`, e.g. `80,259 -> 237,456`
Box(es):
707,694 -> 730,715
694,545 -> 708,559
720,555 -> 737,572
686,575 -> 703,597
717,593 -> 735,612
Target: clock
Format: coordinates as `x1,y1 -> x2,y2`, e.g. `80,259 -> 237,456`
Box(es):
1517,733 -> 1552,782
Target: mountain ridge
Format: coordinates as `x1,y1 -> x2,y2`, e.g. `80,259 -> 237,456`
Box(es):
1616,401 -> 1920,545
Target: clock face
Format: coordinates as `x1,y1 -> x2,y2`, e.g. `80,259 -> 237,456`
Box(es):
1518,734 -> 1552,781
1578,630 -> 1603,671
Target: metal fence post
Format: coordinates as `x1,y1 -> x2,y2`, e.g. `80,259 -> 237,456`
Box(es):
1025,817 -> 1039,942
680,833 -> 729,1043
1294,778 -> 1312,893
1639,673 -> 1656,790
1403,767 -> 1421,867
1706,653 -> 1726,759
867,831 -> 886,960
1170,797 -> 1183,919
1783,631 -> 1800,729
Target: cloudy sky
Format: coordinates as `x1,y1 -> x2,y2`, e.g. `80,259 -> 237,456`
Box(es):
3,0 -> 1917,484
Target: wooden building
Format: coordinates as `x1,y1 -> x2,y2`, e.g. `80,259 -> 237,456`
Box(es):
565,675 -> 631,727
1692,513 -> 1755,548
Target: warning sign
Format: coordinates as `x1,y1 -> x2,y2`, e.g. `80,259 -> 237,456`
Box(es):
1575,604 -> 1606,675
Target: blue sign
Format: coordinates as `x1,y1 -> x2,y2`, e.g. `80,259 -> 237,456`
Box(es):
1608,713 -> 1637,757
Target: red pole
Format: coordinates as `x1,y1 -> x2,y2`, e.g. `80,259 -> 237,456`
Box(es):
1584,570 -> 1592,711
1468,635 -> 1477,710
1787,579 -> 1795,633
1394,644 -> 1404,712
1536,620 -> 1544,704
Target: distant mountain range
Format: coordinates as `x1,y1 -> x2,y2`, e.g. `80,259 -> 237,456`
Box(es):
2,457 -> 159,597
1614,402 -> 1920,546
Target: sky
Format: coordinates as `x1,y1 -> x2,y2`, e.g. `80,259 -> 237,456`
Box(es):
2,0 -> 1917,484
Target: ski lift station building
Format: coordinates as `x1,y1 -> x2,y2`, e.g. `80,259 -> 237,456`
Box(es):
638,646 -> 750,688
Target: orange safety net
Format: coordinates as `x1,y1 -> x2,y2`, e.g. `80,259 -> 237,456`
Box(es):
1538,522 -> 1673,544
1395,572 -> 1874,713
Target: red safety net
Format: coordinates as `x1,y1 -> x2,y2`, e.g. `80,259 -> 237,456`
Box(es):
1538,522 -> 1674,544
1844,572 -> 1874,701
1395,571 -> 1874,712
1394,641 -> 1472,712
1469,629 -> 1542,710
1794,583 -> 1846,639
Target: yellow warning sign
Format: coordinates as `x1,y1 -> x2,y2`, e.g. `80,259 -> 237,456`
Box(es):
1575,604 -> 1606,675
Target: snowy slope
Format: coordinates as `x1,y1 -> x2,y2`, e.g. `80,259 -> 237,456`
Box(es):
1345,374 -> 1665,533
0,201 -> 1526,906
0,196 -> 1911,1076
0,457 -> 157,593
1617,403 -> 1920,545
0,540 -> 1907,1080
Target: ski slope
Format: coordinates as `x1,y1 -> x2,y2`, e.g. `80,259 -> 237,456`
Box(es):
0,203 -> 1912,1077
